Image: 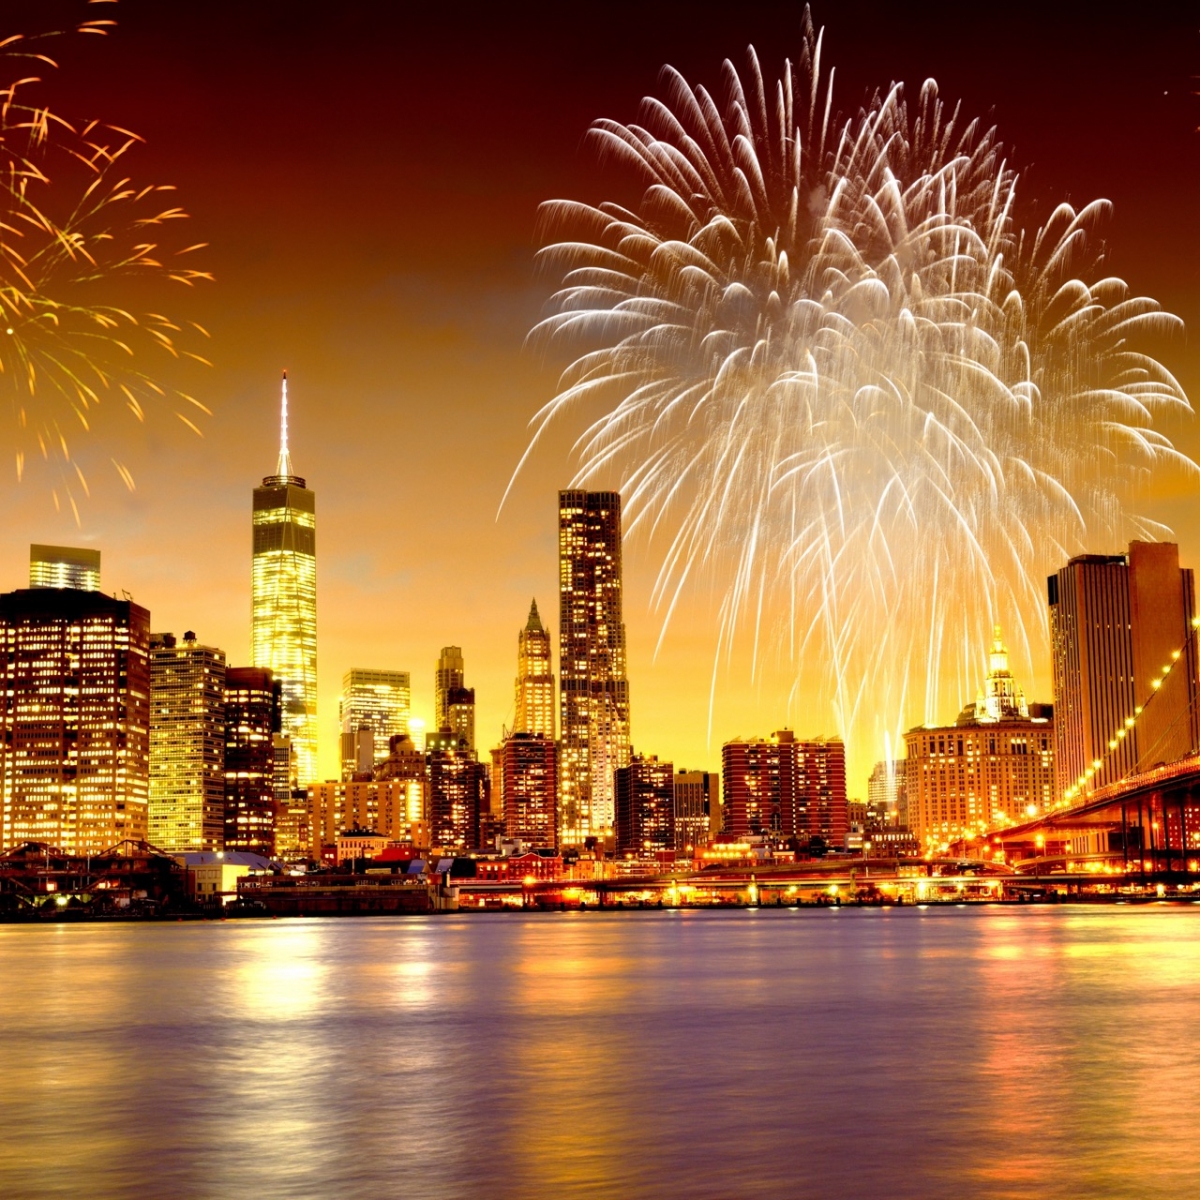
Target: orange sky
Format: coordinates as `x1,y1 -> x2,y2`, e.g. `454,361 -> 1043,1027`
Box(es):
4,0 -> 1200,793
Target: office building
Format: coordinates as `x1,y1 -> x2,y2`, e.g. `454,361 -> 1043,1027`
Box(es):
374,733 -> 429,843
674,769 -> 718,851
446,686 -> 476,753
515,599 -> 555,738
905,627 -> 1055,851
252,372 -> 318,786
427,733 -> 486,851
435,646 -> 465,729
721,731 -> 847,845
308,775 -> 429,855
272,735 -> 310,861
559,489 -> 631,844
1049,541 -> 1197,801
0,588 -> 149,854
499,732 -> 558,848
148,632 -> 227,852
224,667 -> 281,855
614,754 -> 674,857
29,544 -> 100,591
339,668 -> 410,779
867,758 -> 908,827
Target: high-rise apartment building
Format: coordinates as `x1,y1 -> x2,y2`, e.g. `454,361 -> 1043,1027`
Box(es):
252,372 -> 318,786
29,544 -> 100,591
0,588 -> 150,853
374,733 -> 429,843
427,730 -> 485,851
674,769 -> 719,851
338,668 -> 410,779
500,732 -> 557,848
721,731 -> 847,845
434,646 -> 464,729
515,599 -> 555,738
614,754 -> 674,857
148,632 -> 227,852
905,627 -> 1054,850
224,667 -> 281,855
1049,542 -> 1197,802
559,490 -> 631,844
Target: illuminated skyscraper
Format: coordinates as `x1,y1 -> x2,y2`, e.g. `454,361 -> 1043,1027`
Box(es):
339,668 -> 411,778
29,544 -> 100,591
1049,542 -> 1197,802
559,490 -> 630,844
224,667 -> 281,855
515,599 -> 555,738
148,632 -> 228,852
252,372 -> 318,785
0,588 -> 149,853
500,732 -> 558,848
446,686 -> 476,752
434,646 -> 464,728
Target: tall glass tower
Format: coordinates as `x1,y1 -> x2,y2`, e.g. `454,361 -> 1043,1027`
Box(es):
252,372 -> 318,786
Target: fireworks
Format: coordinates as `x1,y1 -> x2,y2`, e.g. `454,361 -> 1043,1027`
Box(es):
1,3 -> 211,514
524,12 -> 1194,769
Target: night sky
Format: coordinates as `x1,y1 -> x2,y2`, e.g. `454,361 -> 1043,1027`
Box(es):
5,0 -> 1199,788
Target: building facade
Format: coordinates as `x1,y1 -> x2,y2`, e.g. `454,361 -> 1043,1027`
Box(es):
148,632 -> 228,852
308,777 -> 429,855
559,490 -> 631,844
29,544 -> 101,591
500,732 -> 558,848
721,731 -> 847,845
252,372 -> 318,786
673,769 -> 718,851
224,667 -> 281,855
339,668 -> 410,779
0,589 -> 150,853
1049,542 -> 1197,802
614,754 -> 674,857
515,599 -> 555,738
427,739 -> 486,852
905,627 -> 1055,851
434,646 -> 464,730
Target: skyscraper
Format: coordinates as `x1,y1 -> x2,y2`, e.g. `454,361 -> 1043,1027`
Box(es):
515,599 -> 555,738
500,732 -> 558,848
0,588 -> 149,854
1049,541 -> 1197,802
446,686 -> 476,752
252,372 -> 318,786
559,490 -> 631,844
339,668 -> 411,779
148,632 -> 228,852
427,733 -> 486,851
224,667 -> 282,855
434,646 -> 464,729
29,544 -> 100,591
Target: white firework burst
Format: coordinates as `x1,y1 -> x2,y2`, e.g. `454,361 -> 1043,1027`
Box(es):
520,11 -> 1194,773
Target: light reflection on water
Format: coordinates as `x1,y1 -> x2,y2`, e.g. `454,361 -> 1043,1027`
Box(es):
1,907 -> 1198,1199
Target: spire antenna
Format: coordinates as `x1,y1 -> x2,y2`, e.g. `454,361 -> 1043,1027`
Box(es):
277,370 -> 292,477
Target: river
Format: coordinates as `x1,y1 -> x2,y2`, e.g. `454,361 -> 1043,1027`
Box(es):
1,906 -> 1197,1199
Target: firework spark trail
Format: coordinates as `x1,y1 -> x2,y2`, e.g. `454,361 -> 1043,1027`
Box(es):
519,12 -> 1195,773
0,1 -> 211,514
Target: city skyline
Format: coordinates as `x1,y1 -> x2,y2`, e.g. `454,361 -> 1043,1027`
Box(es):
3,2 -> 1199,795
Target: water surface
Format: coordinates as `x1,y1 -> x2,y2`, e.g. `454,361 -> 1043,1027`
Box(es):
1,906 -> 1197,1199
